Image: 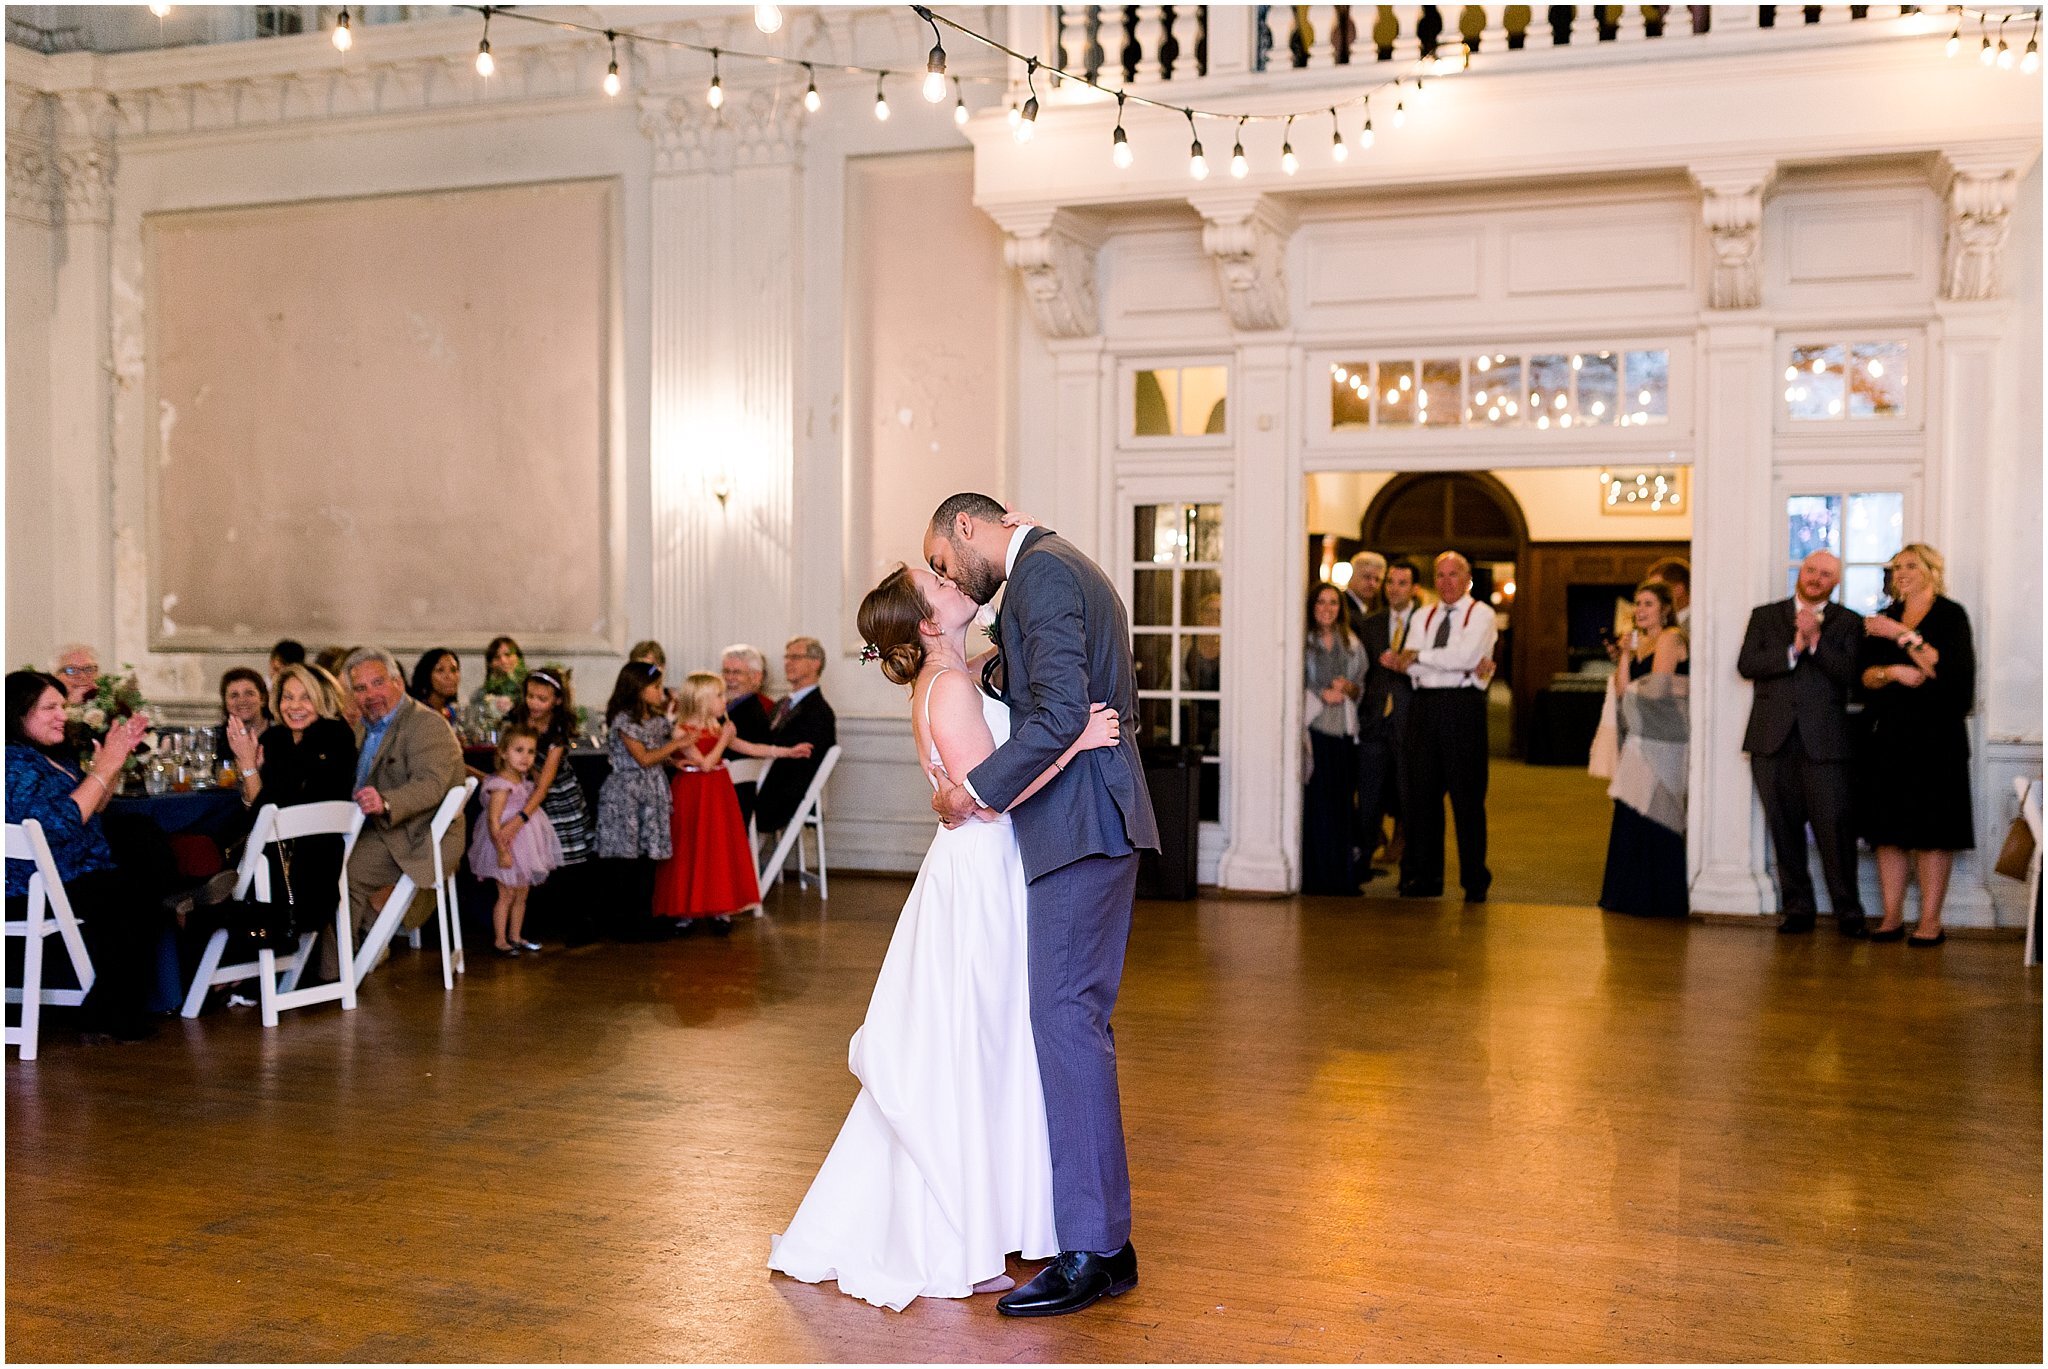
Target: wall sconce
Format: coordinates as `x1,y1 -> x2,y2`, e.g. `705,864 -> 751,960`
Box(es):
709,468 -> 732,507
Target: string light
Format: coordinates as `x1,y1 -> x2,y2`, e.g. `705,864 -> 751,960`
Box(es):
1329,107 -> 1347,163
1230,117 -> 1248,179
475,7 -> 494,77
1185,108 -> 1207,181
1015,59 -> 1040,143
874,71 -> 890,121
2025,17 -> 2041,74
1980,14 -> 1996,64
1280,114 -> 1298,176
602,30 -> 621,96
753,4 -> 782,35
707,48 -> 723,108
920,6 -> 949,102
953,77 -> 968,125
1393,89 -> 1407,128
148,2 -> 171,15
1997,15 -> 2014,68
803,64 -> 821,113
1357,109 -> 1375,151
1947,12 -> 1964,56
1111,92 -> 1133,169
332,6 -> 352,51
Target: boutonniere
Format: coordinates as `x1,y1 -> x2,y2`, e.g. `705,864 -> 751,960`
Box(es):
977,601 -> 1001,645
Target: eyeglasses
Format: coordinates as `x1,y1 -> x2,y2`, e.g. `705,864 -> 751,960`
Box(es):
56,665 -> 96,679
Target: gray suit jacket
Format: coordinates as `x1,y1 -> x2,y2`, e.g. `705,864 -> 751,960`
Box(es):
967,527 -> 1161,882
355,694 -> 467,887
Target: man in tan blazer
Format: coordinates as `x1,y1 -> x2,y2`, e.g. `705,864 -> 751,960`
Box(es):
342,647 -> 466,962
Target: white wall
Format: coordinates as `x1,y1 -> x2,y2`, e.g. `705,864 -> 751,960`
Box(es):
1306,467 -> 1694,543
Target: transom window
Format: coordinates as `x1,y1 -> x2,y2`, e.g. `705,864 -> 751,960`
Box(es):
1132,365 -> 1228,438
1786,490 -> 1904,615
1129,502 -> 1222,822
1330,348 -> 1669,430
1784,340 -> 1909,421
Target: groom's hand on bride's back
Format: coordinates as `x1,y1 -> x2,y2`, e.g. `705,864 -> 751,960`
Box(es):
932,777 -> 979,828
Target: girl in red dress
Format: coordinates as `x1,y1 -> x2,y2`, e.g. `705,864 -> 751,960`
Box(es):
653,671 -> 765,933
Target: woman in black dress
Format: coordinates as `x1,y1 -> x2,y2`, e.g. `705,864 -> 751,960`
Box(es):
1857,542 -> 1975,945
1599,581 -> 1690,918
225,663 -> 359,938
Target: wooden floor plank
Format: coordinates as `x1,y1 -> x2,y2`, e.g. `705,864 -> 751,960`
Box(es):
7,876 -> 2039,1363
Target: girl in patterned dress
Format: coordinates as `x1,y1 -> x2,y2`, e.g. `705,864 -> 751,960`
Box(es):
509,667 -> 599,945
468,725 -> 563,956
596,661 -> 690,932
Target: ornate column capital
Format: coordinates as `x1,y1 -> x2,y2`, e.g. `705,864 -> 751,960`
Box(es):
989,206 -> 1104,341
1937,144 -> 2038,302
1689,159 -> 1775,311
51,88 -> 118,227
7,84 -> 56,226
637,87 -> 802,177
1191,190 -> 1295,332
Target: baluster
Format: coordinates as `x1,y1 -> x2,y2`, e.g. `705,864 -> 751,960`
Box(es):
1121,5 -> 1144,81
1194,4 -> 1208,74
1372,4 -> 1400,58
1331,4 -> 1355,63
1131,5 -> 1163,78
1307,4 -> 1341,66
1505,6 -> 1533,49
1688,3 -> 1711,32
1085,6 -> 1106,81
1548,4 -> 1577,44
1253,3 -> 1274,71
1467,5 -> 1501,54
1803,5 -> 1823,22
1641,5 -> 1668,37
1159,4 -> 1181,79
1594,5 -> 1620,39
1758,6 -> 1777,28
1056,7 -> 1088,84
1849,5 -> 1870,17
1415,4 -> 1446,55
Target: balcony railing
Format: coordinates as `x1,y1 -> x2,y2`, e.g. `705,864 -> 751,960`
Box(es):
1048,5 -> 1930,85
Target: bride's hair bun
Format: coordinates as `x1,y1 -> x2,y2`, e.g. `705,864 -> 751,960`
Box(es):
857,565 -> 932,688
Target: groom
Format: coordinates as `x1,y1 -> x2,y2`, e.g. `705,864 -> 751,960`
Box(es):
926,492 -> 1160,1318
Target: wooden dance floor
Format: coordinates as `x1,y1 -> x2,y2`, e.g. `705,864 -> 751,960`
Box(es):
7,879 -> 2040,1362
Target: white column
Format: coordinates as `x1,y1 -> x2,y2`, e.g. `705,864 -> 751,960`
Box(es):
5,84 -> 57,665
643,91 -> 801,670
46,88 -> 119,660
1218,340 -> 1297,892
1689,321 -> 1778,917
1045,338 -> 1109,562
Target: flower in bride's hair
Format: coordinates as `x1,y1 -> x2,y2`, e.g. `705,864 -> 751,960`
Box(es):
859,643 -> 882,664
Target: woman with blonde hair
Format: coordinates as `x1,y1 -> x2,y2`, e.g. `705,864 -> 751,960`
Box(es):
223,662 -> 360,942
1857,542 -> 1976,945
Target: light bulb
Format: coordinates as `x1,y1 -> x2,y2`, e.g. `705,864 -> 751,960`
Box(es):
875,92 -> 890,121
1393,99 -> 1406,128
924,69 -> 948,102
1015,96 -> 1038,142
753,4 -> 783,34
804,78 -> 821,113
604,61 -> 621,97
2025,39 -> 2041,74
1357,117 -> 1375,150
1947,27 -> 1963,57
1981,35 -> 1996,64
149,2 -> 171,15
1331,129 -> 1348,163
1007,104 -> 1021,129
1281,142 -> 1298,175
1111,125 -> 1133,168
708,75 -> 724,109
332,7 -> 351,50
1189,139 -> 1208,181
1998,40 -> 2015,69
1230,141 -> 1247,179
954,93 -> 968,126
476,41 -> 494,77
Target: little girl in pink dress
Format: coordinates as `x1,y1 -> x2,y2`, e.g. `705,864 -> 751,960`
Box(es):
467,725 -> 562,956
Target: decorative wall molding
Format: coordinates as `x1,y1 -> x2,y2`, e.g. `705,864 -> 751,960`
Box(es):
48,88 -> 118,226
992,207 -> 1104,340
1690,160 -> 1775,310
1937,145 -> 2038,302
1191,191 -> 1294,332
637,87 -> 803,177
7,84 -> 56,224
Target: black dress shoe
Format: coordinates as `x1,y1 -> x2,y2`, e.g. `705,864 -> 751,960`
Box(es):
1866,924 -> 1907,942
1837,914 -> 1869,939
1778,913 -> 1816,934
1463,885 -> 1489,905
997,1244 -> 1138,1318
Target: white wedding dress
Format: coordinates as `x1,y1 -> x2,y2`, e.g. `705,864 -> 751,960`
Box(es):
767,673 -> 1058,1311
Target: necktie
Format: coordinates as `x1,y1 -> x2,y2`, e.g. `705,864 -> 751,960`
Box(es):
1390,609 -> 1407,654
1433,606 -> 1453,649
772,696 -> 794,729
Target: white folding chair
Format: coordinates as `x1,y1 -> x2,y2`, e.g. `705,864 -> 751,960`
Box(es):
727,755 -> 772,848
360,779 -> 475,991
181,801 -> 367,1028
756,745 -> 842,903
5,820 -> 95,1061
2018,777 -> 2042,968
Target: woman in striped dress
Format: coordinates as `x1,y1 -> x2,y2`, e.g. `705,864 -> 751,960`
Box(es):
508,668 -> 599,946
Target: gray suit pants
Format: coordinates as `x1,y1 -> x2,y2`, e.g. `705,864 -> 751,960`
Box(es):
1026,850 -> 1139,1254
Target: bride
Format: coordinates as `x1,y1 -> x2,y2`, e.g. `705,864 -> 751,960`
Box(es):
766,563 -> 1121,1311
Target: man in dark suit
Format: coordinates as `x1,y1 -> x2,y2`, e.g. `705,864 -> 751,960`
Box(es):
751,636 -> 836,835
1342,551 -> 1385,641
927,492 -> 1159,1319
1356,559 -> 1422,878
1737,550 -> 1867,937
722,643 -> 774,825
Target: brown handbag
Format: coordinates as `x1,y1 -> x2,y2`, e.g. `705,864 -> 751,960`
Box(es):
1994,814 -> 2037,881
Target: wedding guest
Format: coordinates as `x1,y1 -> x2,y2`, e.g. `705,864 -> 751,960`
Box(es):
1394,551 -> 1499,903
313,645 -> 354,679
632,640 -> 679,719
1599,581 -> 1691,918
305,663 -> 354,725
1343,552 -> 1386,639
722,645 -> 775,745
653,671 -> 763,934
1302,584 -> 1366,896
754,637 -> 837,835
51,643 -> 100,706
338,648 -> 467,973
4,671 -> 161,1040
215,668 -> 272,770
1357,559 -> 1422,878
1182,592 -> 1223,695
1857,543 -> 1976,945
269,639 -> 307,689
596,661 -> 691,935
467,724 -> 562,957
407,648 -> 464,727
470,636 -> 526,715
1737,550 -> 1866,936
223,664 -> 359,948
1647,557 -> 1692,632
507,667 -> 599,945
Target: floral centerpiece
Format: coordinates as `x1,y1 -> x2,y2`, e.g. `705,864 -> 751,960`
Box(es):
479,662 -> 527,718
